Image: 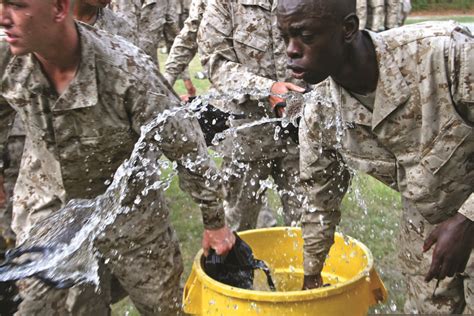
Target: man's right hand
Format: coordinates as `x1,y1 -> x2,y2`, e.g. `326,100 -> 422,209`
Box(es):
303,274 -> 323,290
202,225 -> 236,257
0,176 -> 6,209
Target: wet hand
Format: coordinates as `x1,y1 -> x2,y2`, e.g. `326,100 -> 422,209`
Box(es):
423,213 -> 474,282
303,274 -> 323,290
202,225 -> 236,257
270,82 -> 305,117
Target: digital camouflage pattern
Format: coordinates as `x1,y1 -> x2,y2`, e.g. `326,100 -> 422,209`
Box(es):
164,0 -> 207,86
356,0 -> 367,30
300,22 -> 473,313
385,0 -> 401,29
367,0 -> 385,31
109,0 -> 191,81
94,7 -> 138,45
0,22 -> 225,315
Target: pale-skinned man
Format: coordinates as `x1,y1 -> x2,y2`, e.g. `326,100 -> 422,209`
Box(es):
0,0 -> 234,314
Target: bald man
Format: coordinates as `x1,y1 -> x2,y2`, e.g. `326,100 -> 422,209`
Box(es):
277,0 -> 473,313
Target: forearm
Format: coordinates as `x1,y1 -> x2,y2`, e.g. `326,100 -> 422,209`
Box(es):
302,210 -> 341,275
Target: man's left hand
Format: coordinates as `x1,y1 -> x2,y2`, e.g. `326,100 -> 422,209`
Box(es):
424,213 -> 474,282
270,82 -> 305,117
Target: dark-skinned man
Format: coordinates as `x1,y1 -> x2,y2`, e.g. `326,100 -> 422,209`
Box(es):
0,0 -> 234,314
277,0 -> 473,313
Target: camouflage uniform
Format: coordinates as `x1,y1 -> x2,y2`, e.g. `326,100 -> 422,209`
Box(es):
300,22 -> 473,313
385,0 -> 401,29
367,0 -> 385,31
356,0 -> 367,30
164,0 -> 207,86
110,0 -> 191,82
198,0 -> 309,231
0,22 -> 225,316
176,0 -> 192,28
94,7 -> 138,44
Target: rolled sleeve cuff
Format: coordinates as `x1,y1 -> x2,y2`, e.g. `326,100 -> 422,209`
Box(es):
458,194 -> 474,221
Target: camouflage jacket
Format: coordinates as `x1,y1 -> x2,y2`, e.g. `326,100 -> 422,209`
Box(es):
109,0 -> 190,81
0,23 -> 225,237
300,22 -> 474,275
94,7 -> 138,45
198,0 -> 307,161
164,0 -> 207,86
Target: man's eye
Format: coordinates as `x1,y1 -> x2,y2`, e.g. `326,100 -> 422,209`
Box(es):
301,33 -> 314,43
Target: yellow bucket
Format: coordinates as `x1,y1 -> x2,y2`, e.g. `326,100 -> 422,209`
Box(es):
183,227 -> 387,316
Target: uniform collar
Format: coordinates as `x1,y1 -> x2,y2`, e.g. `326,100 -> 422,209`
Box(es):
331,30 -> 411,129
8,23 -> 99,112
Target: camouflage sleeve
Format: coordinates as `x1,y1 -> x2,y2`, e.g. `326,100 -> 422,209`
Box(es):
299,91 -> 351,276
0,39 -> 15,174
127,62 -> 225,229
164,0 -> 204,85
0,98 -> 15,174
198,0 -> 275,100
449,26 -> 474,124
458,194 -> 474,221
163,1 -> 180,52
448,27 -> 473,222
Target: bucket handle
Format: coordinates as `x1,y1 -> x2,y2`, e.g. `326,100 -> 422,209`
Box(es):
183,265 -> 202,315
368,267 -> 388,306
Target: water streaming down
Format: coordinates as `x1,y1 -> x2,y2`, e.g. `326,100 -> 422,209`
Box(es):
0,86 -> 402,312
0,88 -> 328,287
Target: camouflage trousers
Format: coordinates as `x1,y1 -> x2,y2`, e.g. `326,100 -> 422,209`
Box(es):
367,0 -> 385,31
400,199 -> 473,314
0,135 -> 24,243
222,153 -> 304,232
15,191 -> 184,316
356,0 -> 367,30
385,0 -> 401,29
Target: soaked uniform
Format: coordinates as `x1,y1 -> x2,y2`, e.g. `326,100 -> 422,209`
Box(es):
164,0 -> 207,86
300,22 -> 473,314
198,0 -> 310,231
0,22 -> 225,316
109,0 -> 191,83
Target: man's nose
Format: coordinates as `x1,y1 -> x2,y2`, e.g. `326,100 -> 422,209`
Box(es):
286,39 -> 302,59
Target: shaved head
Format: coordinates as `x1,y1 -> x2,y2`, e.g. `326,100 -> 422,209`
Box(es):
277,0 -> 356,20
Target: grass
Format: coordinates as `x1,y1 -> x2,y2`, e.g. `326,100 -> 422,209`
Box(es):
112,14 -> 472,314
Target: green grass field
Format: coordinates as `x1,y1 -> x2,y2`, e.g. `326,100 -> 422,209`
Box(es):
112,14 -> 473,315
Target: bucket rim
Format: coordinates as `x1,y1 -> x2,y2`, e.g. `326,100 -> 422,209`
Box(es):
191,227 -> 375,302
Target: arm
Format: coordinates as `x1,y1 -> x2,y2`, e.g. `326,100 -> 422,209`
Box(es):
0,98 -> 15,209
164,0 -> 205,86
298,93 -> 350,288
127,61 -> 234,252
422,26 -> 474,282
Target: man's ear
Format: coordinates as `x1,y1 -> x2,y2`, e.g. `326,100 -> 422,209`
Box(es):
342,13 -> 359,43
52,0 -> 71,23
